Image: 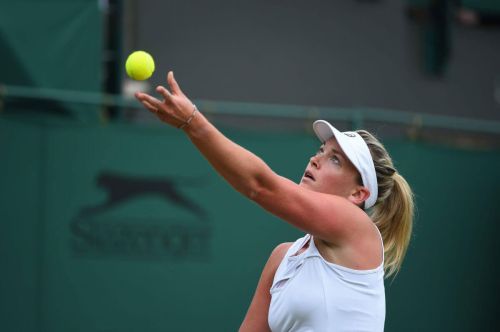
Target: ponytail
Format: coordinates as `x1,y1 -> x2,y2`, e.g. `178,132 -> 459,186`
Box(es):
371,173 -> 414,278
357,130 -> 415,278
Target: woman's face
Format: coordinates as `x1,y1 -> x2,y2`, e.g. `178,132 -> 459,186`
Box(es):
300,137 -> 362,199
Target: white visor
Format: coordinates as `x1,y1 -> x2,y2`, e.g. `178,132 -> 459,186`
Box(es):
313,120 -> 378,209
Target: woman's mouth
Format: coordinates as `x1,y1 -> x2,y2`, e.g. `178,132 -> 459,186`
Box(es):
303,171 -> 315,181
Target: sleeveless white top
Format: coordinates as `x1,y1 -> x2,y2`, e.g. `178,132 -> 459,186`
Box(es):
268,233 -> 385,332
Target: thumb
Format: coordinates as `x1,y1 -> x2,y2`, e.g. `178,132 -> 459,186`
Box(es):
167,71 -> 183,95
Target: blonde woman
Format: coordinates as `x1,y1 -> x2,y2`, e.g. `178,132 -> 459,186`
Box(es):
135,72 -> 414,332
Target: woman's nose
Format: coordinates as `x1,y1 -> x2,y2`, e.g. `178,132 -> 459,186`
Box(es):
310,155 -> 320,169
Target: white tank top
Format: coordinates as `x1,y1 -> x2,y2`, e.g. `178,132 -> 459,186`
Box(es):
268,233 -> 385,332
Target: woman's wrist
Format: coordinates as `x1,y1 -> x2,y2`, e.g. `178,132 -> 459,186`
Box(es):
182,107 -> 210,138
178,104 -> 199,129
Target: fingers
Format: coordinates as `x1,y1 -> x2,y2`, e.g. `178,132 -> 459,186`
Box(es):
136,92 -> 162,107
156,85 -> 173,102
142,99 -> 158,114
134,73 -> 184,120
167,71 -> 183,95
135,92 -> 161,113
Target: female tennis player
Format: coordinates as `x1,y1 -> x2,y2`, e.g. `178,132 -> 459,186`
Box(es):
135,71 -> 414,332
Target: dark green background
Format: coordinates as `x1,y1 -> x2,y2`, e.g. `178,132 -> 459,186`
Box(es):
1,115 -> 499,331
0,0 -> 101,91
1,0 -> 499,330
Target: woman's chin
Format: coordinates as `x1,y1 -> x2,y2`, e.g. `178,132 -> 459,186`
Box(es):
299,179 -> 312,188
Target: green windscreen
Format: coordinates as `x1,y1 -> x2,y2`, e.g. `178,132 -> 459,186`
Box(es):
0,0 -> 102,122
1,115 -> 499,331
0,0 -> 101,91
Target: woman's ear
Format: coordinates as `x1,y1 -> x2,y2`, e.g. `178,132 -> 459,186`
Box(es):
348,186 -> 371,207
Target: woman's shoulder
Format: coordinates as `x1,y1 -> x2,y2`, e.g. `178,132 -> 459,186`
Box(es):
268,235 -> 310,266
269,242 -> 293,263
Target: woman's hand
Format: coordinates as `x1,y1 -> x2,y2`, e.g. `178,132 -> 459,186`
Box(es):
135,71 -> 196,129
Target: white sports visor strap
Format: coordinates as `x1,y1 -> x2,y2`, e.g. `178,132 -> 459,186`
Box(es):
312,120 -> 378,209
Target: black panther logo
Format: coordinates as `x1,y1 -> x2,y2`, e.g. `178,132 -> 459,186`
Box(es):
77,171 -> 207,220
71,171 -> 211,259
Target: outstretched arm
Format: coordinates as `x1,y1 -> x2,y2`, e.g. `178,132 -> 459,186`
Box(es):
135,71 -> 277,199
135,72 -> 370,244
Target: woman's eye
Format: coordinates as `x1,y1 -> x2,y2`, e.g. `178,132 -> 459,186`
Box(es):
330,156 -> 340,164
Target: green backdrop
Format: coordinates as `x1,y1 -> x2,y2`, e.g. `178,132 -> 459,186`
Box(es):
1,115 -> 499,331
0,0 -> 102,122
0,0 -> 101,91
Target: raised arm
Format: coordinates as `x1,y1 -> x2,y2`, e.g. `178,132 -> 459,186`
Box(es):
135,72 -> 370,244
136,72 -> 273,198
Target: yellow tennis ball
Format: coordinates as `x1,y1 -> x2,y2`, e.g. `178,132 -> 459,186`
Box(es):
125,51 -> 155,80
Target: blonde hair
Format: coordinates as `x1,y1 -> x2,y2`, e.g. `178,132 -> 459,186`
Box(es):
357,130 -> 414,278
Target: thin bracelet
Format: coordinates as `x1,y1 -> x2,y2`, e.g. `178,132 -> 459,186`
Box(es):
178,104 -> 198,129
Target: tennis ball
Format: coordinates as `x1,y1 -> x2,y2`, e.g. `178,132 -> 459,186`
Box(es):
125,51 -> 155,80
